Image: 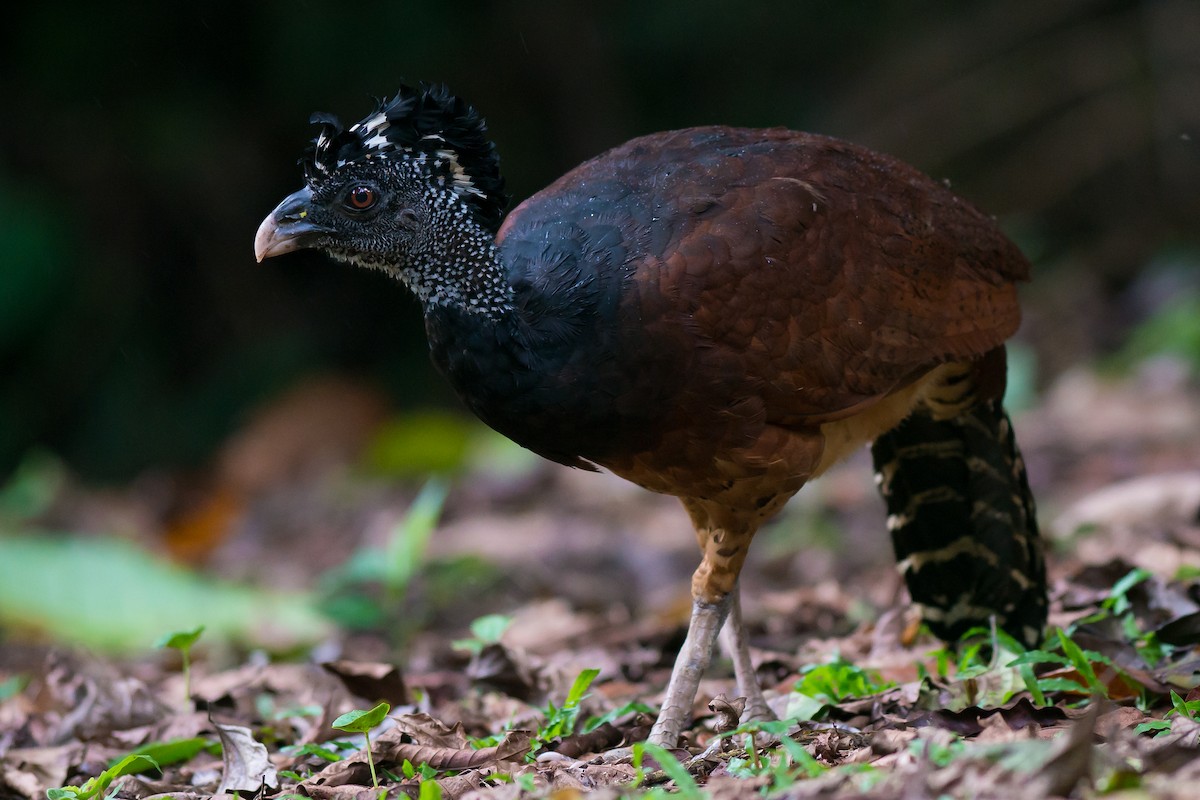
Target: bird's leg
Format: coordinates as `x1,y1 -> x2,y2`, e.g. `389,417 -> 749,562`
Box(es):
648,593 -> 732,747
648,502 -> 756,747
722,585 -> 774,724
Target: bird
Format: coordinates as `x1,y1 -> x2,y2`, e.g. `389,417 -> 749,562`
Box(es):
255,83 -> 1046,747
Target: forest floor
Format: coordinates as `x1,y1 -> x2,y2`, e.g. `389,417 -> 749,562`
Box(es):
1,358 -> 1199,799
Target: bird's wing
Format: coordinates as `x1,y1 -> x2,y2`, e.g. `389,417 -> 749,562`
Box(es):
600,127 -> 1028,424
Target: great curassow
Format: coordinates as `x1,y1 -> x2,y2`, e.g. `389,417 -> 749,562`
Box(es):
255,84 -> 1046,747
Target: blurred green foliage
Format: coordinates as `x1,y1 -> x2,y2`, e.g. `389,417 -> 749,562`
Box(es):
317,478 -> 447,630
0,532 -> 331,652
1111,291 -> 1200,375
314,478 -> 505,639
365,412 -> 475,476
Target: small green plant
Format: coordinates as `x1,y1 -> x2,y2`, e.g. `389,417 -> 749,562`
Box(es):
722,720 -> 826,792
912,735 -> 967,768
46,754 -> 159,799
332,701 -> 391,790
1074,568 -> 1173,667
383,480 -> 449,599
1135,690 -> 1200,736
1108,288 -> 1200,376
794,655 -> 894,703
154,625 -> 205,705
401,759 -> 439,781
451,613 -> 513,655
318,479 -> 448,631
934,624 -> 1038,708
125,737 -> 215,771
778,734 -> 826,779
632,742 -> 702,800
1008,627 -> 1137,703
533,668 -> 600,751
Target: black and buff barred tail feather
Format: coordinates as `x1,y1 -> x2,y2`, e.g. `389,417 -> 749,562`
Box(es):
871,398 -> 1047,647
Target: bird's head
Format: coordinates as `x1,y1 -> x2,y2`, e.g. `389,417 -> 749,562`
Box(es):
254,84 -> 507,277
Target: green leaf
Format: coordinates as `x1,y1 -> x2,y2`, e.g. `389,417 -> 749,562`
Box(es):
451,613 -> 512,654
1056,628 -> 1105,694
1006,650 -> 1072,667
124,737 -> 213,769
564,668 -> 600,709
1104,568 -> 1151,614
470,614 -> 512,643
1018,662 -> 1047,707
49,753 -> 162,799
418,778 -> 443,800
778,735 -> 825,778
105,753 -> 161,779
634,743 -> 701,799
283,743 -> 345,762
1167,690 -> 1200,720
1035,677 -> 1092,693
0,533 -> 330,653
780,691 -> 828,722
536,668 -> 601,743
333,702 -> 391,733
793,656 -> 893,702
154,625 -> 205,651
382,479 -> 448,594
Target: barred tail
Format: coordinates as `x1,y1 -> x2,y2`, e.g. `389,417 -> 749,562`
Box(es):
871,398 -> 1046,648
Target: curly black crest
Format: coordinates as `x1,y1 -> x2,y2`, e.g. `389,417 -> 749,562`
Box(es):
304,84 -> 507,230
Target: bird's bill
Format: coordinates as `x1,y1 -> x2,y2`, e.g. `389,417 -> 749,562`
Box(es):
254,186 -> 331,262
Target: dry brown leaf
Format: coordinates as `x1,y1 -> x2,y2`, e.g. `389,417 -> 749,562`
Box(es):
40,653 -> 167,743
1055,472 -> 1200,535
304,784 -> 398,800
299,756 -> 375,792
322,660 -> 408,706
109,711 -> 211,751
388,712 -> 469,749
706,693 -> 746,735
1096,704 -> 1152,739
301,728 -> 532,795
466,643 -> 540,702
434,770 -> 487,800
551,722 -> 624,758
376,728 -> 533,769
213,721 -> 278,794
1029,700 -> 1099,797
0,744 -> 82,800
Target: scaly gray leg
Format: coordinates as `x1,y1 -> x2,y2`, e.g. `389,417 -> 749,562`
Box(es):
722,585 -> 774,724
648,595 -> 731,746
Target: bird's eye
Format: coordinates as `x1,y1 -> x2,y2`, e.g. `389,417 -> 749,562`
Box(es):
345,185 -> 377,210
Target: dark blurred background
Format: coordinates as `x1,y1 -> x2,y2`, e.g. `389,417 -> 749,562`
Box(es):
3,0 -> 1198,484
